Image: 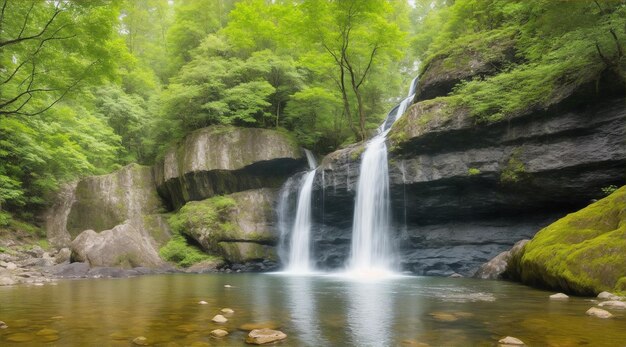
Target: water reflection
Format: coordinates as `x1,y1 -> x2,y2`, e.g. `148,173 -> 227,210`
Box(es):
284,275 -> 325,346
346,279 -> 394,347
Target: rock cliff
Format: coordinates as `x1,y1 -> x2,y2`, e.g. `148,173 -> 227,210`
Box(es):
307,58 -> 626,275
154,126 -> 304,209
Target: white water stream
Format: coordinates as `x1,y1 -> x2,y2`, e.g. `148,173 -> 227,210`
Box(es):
285,149 -> 317,273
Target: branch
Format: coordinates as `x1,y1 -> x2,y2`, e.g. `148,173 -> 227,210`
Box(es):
17,2 -> 36,40
0,7 -> 62,48
595,42 -> 610,65
0,0 -> 7,33
356,45 -> 380,89
0,61 -> 98,117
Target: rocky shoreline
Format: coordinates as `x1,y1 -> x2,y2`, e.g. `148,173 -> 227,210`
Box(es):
0,244 -> 279,287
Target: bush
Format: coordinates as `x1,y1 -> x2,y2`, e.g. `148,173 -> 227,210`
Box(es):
159,235 -> 214,268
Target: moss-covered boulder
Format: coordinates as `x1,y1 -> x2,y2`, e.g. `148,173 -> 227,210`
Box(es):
154,126 -> 304,209
507,186 -> 626,295
167,188 -> 277,264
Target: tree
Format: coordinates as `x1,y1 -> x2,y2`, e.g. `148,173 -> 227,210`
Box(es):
300,0 -> 406,141
0,0 -> 122,117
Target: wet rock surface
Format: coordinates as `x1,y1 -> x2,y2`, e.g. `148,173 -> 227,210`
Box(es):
308,97 -> 626,276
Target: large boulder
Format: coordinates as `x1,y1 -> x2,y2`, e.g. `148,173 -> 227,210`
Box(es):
473,239 -> 529,279
506,186 -> 626,295
154,126 -> 304,209
71,224 -> 163,268
45,164 -> 171,268
168,188 -> 278,264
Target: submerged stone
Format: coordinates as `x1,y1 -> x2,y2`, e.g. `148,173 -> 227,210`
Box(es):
498,336 -> 525,346
586,307 -> 613,319
7,333 -> 34,342
212,314 -> 228,323
35,328 -> 59,336
0,320 -> 7,329
239,322 -> 280,331
549,293 -> 569,300
210,329 -> 229,338
245,328 -> 287,345
132,336 -> 149,345
598,301 -> 626,309
220,308 -> 234,314
198,300 -> 208,305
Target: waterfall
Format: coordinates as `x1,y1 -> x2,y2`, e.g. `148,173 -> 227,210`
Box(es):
279,149 -> 317,273
348,134 -> 394,273
348,77 -> 418,274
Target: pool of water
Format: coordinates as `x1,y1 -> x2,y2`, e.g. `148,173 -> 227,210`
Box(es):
0,273 -> 624,346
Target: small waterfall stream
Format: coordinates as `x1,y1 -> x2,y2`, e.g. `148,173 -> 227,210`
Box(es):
279,76 -> 418,275
282,149 -> 317,273
348,77 -> 418,274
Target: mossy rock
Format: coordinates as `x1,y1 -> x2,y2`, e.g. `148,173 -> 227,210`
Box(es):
508,185 -> 626,295
168,189 -> 277,256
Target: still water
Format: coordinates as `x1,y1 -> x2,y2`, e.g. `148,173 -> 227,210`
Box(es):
0,274 -> 624,346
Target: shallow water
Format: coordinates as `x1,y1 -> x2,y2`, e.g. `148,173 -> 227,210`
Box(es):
0,274 -> 624,346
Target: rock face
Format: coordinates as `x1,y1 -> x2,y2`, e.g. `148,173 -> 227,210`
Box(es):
506,186 -> 626,295
308,78 -> 625,275
45,164 -> 171,268
154,126 -> 304,209
168,188 -> 279,267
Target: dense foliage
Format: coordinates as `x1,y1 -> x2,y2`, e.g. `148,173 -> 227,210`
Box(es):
413,0 -> 626,122
2,0 -> 623,228
0,0 -> 416,225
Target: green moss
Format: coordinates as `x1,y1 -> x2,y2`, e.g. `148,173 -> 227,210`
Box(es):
168,195 -> 237,251
388,98 -> 458,151
350,145 -> 366,161
467,168 -> 481,176
159,235 -> 217,268
500,148 -> 527,184
514,185 -> 626,295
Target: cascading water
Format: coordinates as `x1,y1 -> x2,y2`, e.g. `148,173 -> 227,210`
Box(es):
281,149 -> 317,273
348,77 -> 418,274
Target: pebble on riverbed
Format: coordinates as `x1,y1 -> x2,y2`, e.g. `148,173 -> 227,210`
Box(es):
210,329 -> 229,337
212,314 -> 228,323
245,328 -> 287,345
498,336 -> 525,346
132,336 -> 149,345
0,320 -> 7,329
224,284 -> 232,288
549,293 -> 569,300
586,307 -> 613,319
221,308 -> 234,314
198,300 -> 208,305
